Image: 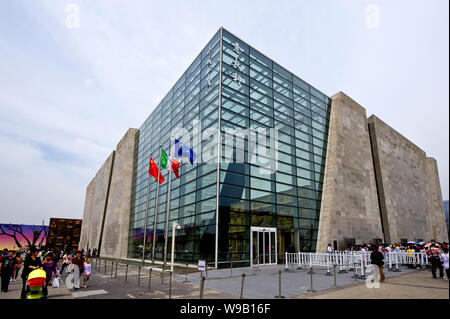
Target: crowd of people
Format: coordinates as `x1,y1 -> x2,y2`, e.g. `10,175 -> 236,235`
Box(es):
327,241 -> 449,281
0,246 -> 95,299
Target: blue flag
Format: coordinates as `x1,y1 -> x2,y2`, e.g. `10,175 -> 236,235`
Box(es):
174,139 -> 196,165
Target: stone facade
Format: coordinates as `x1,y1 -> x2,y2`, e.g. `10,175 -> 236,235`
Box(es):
317,92 -> 383,252
100,128 -> 138,259
78,179 -> 94,250
367,115 -> 448,243
79,151 -> 114,252
80,96 -> 447,260
425,158 -> 449,242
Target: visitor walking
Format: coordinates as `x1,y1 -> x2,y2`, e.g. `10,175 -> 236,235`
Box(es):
0,251 -> 18,292
427,243 -> 444,279
370,245 -> 385,282
71,251 -> 85,280
41,253 -> 59,299
60,252 -> 71,275
82,257 -> 92,288
21,247 -> 42,299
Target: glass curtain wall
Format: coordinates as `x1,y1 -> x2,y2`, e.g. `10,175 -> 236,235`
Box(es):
217,29 -> 331,266
128,30 -> 221,264
128,27 -> 331,267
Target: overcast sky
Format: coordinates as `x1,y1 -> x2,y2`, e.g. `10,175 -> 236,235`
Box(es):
0,0 -> 448,225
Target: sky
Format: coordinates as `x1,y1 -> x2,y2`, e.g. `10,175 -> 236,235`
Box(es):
0,0 -> 448,225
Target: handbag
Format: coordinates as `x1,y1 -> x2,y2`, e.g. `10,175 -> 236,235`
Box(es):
52,276 -> 60,288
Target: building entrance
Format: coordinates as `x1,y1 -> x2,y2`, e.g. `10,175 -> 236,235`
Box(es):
250,227 -> 277,266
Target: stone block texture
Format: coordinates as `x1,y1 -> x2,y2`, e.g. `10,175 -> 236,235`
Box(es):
79,151 -> 114,252
368,115 -> 448,243
317,92 -> 383,252
78,179 -> 94,250
79,128 -> 138,258
100,128 -> 138,259
425,158 -> 449,242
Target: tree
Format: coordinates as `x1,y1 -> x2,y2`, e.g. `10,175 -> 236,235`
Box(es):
0,224 -> 48,249
0,224 -> 23,248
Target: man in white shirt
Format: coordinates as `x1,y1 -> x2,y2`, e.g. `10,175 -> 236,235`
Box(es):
327,244 -> 333,254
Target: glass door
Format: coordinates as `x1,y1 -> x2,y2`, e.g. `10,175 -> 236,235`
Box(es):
250,227 -> 277,266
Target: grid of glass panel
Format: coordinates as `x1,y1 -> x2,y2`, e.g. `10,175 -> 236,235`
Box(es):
128,30 -> 221,263
217,29 -> 331,264
128,28 -> 331,265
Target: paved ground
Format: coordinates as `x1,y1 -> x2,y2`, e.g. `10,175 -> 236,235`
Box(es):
175,263 -> 424,299
1,259 -> 447,299
294,269 -> 449,299
0,260 -> 236,299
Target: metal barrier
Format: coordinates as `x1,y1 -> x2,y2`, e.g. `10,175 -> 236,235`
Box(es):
285,251 -> 428,273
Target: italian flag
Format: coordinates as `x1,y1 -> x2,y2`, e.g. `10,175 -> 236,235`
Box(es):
161,149 -> 180,178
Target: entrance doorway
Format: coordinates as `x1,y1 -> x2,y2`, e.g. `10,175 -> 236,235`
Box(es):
250,227 -> 277,266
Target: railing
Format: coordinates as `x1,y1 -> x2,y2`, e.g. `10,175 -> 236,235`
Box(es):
285,251 -> 429,272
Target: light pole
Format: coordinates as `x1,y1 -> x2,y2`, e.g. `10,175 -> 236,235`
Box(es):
171,222 -> 181,273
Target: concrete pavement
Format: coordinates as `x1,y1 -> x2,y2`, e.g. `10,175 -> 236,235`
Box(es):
294,269 -> 449,299
1,259 -> 447,300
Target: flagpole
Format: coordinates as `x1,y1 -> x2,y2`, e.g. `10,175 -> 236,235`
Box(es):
141,171 -> 151,265
151,144 -> 162,264
163,136 -> 174,269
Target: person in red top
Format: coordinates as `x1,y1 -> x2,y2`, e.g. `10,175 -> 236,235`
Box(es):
71,250 -> 85,278
427,243 -> 444,279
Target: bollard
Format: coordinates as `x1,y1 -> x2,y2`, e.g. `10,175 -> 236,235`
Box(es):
199,276 -> 205,299
182,264 -> 190,283
138,266 -> 141,287
125,264 -> 128,282
393,255 -> 401,272
240,273 -> 246,299
148,268 -> 152,291
230,262 -> 233,278
333,264 -> 337,286
169,271 -> 173,299
388,254 -> 393,271
274,270 -> 286,298
296,253 -> 303,270
115,262 -> 118,279
111,262 -> 114,277
307,266 -> 316,292
284,252 -> 291,272
325,255 -> 332,276
359,260 -> 366,280
325,258 -> 332,276
104,260 -> 107,275
206,264 -> 208,279
353,262 -> 358,281
161,266 -> 165,285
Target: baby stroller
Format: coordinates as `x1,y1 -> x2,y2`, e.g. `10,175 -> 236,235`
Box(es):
26,269 -> 47,299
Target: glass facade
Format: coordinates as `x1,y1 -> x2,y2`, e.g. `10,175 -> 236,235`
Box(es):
128,28 -> 331,267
